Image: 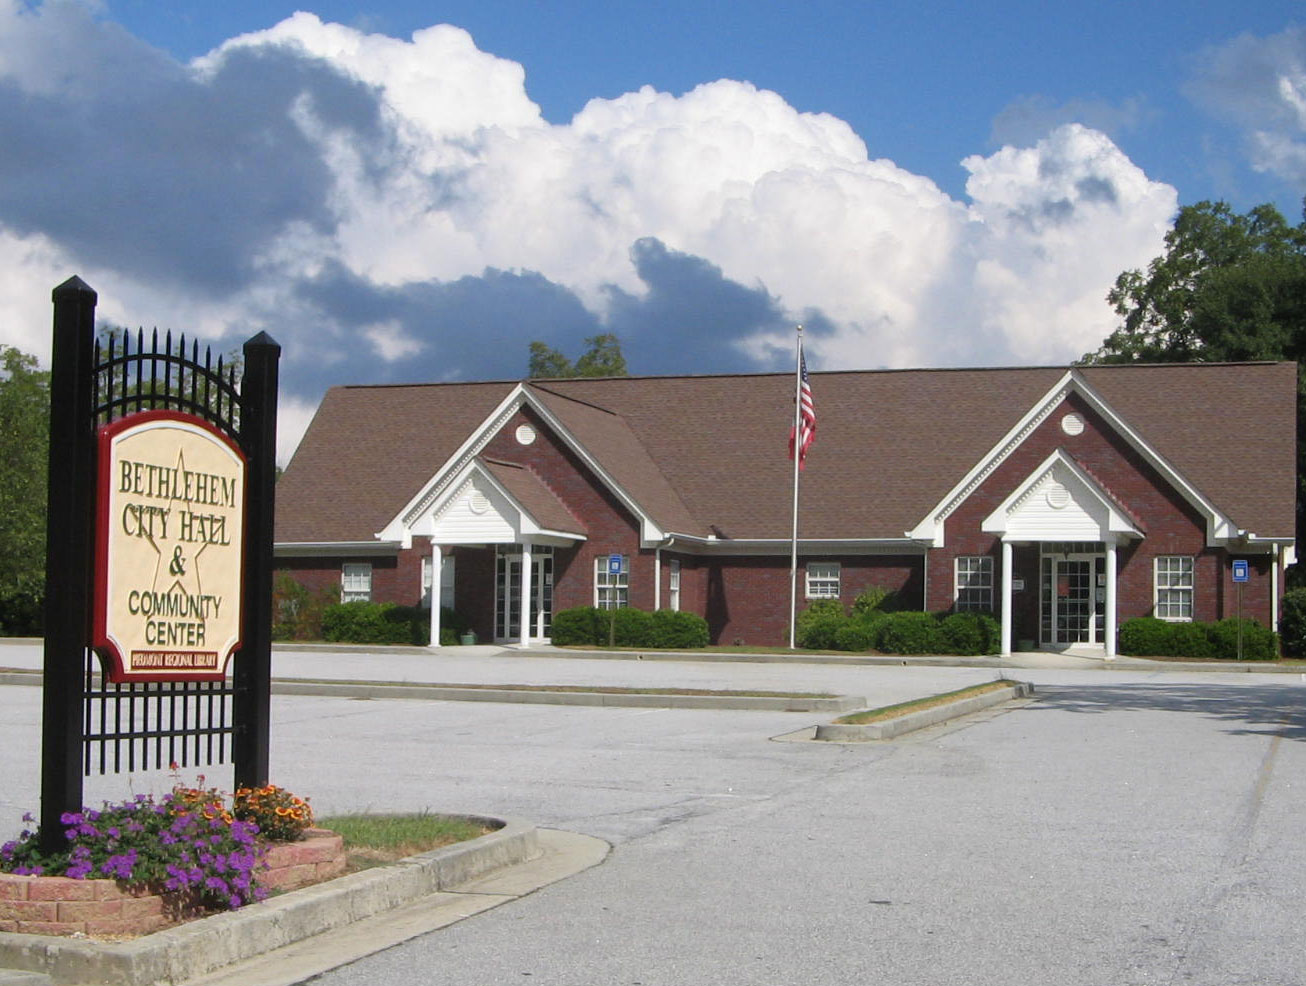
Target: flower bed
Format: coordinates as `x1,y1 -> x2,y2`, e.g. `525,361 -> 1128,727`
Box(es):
0,828 -> 345,938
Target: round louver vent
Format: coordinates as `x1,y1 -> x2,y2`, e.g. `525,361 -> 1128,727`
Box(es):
468,491 -> 490,514
1045,484 -> 1071,510
515,424 -> 537,445
1061,413 -> 1084,436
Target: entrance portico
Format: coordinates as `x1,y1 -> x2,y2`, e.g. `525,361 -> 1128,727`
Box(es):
985,450 -> 1142,658
394,459 -> 586,648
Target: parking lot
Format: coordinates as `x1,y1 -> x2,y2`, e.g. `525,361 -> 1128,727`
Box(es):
2,644 -> 1303,984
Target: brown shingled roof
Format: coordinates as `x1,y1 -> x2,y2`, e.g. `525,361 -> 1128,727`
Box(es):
275,362 -> 1297,545
481,458 -> 587,537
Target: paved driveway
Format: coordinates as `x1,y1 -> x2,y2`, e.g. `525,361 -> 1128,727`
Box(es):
1,646 -> 1302,984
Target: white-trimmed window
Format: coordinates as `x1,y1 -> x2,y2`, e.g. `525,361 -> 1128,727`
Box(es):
342,563 -> 372,603
805,562 -> 841,599
1155,556 -> 1194,621
955,556 -> 994,612
668,559 -> 681,611
595,555 -> 629,610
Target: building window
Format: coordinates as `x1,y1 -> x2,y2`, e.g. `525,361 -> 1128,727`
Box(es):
1155,556 -> 1194,620
595,555 -> 629,610
955,556 -> 994,612
805,562 -> 840,599
342,563 -> 372,603
668,559 -> 681,612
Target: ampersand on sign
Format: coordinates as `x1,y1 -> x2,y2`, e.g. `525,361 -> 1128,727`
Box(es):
169,546 -> 186,577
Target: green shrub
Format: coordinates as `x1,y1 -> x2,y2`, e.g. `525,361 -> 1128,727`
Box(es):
649,609 -> 709,648
833,622 -> 879,652
1279,587 -> 1306,657
1167,621 -> 1214,659
550,606 -> 603,646
271,572 -> 338,641
438,607 -> 471,645
322,601 -> 412,644
850,586 -> 897,619
796,599 -> 847,649
609,607 -> 654,646
1207,618 -> 1278,661
877,611 -> 944,655
1118,617 -> 1174,656
938,612 -> 999,655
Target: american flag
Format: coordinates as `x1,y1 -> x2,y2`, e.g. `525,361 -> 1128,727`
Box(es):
789,346 -> 816,469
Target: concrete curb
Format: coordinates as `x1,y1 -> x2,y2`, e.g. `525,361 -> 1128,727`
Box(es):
0,816 -> 537,986
0,671 -> 861,712
271,679 -> 863,712
814,681 -> 1035,741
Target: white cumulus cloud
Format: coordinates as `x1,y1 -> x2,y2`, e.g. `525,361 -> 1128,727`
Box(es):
0,5 -> 1182,464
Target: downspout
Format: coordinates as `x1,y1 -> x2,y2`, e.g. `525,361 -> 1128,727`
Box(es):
653,536 -> 674,611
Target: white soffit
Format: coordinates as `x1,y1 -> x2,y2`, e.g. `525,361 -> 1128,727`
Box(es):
982,449 -> 1142,540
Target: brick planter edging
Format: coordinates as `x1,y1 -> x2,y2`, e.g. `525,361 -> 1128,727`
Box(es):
0,828 -> 346,939
814,681 -> 1035,741
0,816 -> 538,986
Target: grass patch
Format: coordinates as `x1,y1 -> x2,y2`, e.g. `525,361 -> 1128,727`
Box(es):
835,680 -> 1015,725
317,812 -> 493,871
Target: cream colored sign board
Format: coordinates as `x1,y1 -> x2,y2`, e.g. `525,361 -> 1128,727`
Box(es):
94,411 -> 246,682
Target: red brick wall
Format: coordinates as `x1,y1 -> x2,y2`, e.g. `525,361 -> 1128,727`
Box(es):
687,554 -> 923,647
928,394 -> 1282,636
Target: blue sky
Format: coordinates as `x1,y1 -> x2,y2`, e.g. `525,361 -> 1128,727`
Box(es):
0,1 -> 1303,461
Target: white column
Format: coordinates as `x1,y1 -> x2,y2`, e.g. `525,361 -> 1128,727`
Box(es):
1000,540 -> 1013,657
654,546 -> 662,611
1105,539 -> 1117,660
427,544 -> 442,648
519,541 -> 532,648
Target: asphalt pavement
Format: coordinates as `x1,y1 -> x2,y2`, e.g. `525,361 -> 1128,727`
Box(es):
1,640 -> 1303,985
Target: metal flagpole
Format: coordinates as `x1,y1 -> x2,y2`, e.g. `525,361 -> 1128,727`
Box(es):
788,326 -> 803,649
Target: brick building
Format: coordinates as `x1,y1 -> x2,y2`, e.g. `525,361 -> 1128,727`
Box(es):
274,362 -> 1297,656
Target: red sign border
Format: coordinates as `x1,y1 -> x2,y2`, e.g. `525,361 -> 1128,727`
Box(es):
92,409 -> 247,683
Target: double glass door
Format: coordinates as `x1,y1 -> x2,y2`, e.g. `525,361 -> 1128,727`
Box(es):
1040,548 -> 1104,646
495,548 -> 553,641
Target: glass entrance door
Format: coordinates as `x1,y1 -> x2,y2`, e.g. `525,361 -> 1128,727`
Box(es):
1040,545 -> 1105,646
495,548 -> 553,641
1054,559 -> 1092,643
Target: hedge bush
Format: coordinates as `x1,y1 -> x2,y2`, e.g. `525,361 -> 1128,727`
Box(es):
1279,587 -> 1306,657
323,601 -> 424,645
1207,617 -> 1277,661
548,605 -> 709,648
796,599 -> 847,649
1118,617 -> 1173,657
877,611 -> 944,655
938,612 -> 1000,655
1118,616 -> 1278,660
833,622 -> 879,652
649,609 -> 710,648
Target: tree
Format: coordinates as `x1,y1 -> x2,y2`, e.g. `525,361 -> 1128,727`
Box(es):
0,347 -> 50,633
1084,199 -> 1306,579
527,334 -> 628,378
1086,200 -> 1306,365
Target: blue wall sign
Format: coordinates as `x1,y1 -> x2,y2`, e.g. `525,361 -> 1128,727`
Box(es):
1232,559 -> 1249,583
608,554 -> 623,575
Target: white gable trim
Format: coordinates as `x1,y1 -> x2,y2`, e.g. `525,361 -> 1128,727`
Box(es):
405,459 -> 587,547
907,369 -> 1237,546
981,449 -> 1143,541
376,385 -> 643,546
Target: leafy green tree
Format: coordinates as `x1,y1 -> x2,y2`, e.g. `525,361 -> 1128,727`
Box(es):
0,347 -> 50,633
1086,200 -> 1306,365
1084,199 -> 1306,580
527,334 -> 628,378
